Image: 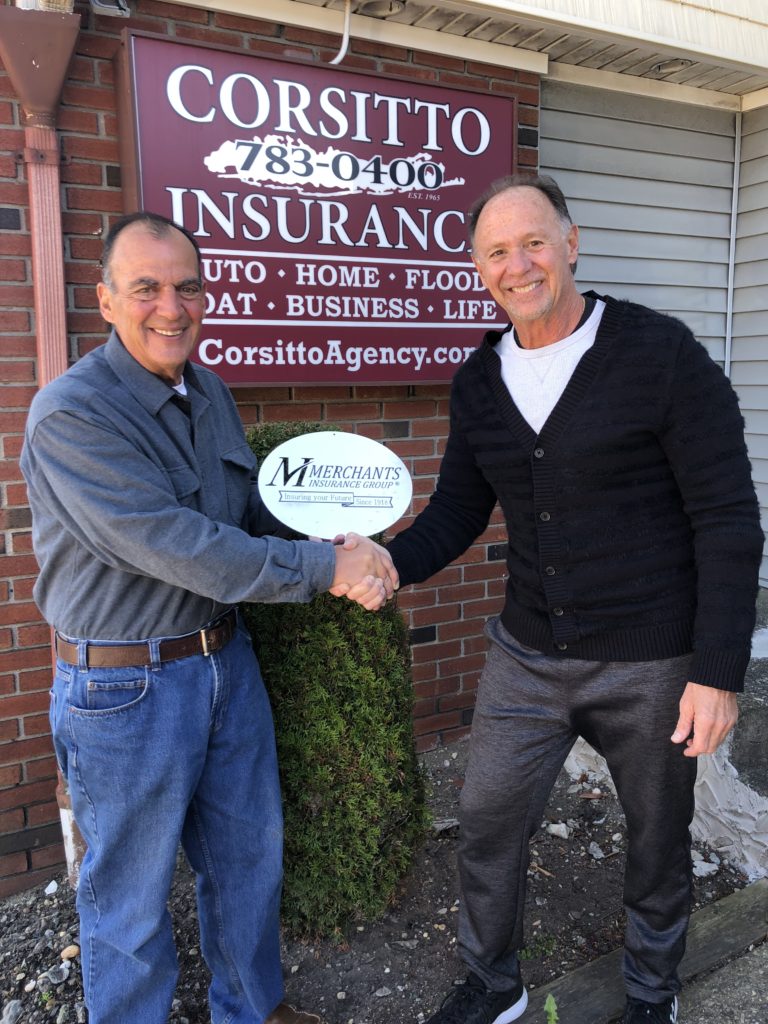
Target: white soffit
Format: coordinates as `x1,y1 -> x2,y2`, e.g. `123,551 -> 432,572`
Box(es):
161,0 -> 768,109
457,0 -> 768,76
161,0 -> 547,74
548,63 -> 740,112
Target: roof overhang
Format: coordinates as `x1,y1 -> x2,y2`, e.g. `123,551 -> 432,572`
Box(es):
160,0 -> 768,111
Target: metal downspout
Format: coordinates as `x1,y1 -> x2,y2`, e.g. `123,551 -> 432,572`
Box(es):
0,6 -> 80,384
24,124 -> 69,383
724,111 -> 742,380
0,5 -> 85,888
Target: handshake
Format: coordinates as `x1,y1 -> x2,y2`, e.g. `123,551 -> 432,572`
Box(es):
327,533 -> 399,611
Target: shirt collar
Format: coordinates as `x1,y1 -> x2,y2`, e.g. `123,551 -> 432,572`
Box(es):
104,330 -> 200,415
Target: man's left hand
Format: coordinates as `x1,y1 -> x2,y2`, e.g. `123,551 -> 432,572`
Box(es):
671,682 -> 738,757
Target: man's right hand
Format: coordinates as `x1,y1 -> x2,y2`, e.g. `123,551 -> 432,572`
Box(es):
329,533 -> 399,610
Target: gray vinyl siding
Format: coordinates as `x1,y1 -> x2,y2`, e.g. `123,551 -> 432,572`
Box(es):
730,107 -> 768,584
539,82 -> 736,366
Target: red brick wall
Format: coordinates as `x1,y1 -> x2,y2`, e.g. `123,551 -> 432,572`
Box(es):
0,0 -> 539,895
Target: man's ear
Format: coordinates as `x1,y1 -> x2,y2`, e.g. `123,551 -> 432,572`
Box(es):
96,281 -> 115,324
471,254 -> 488,292
567,223 -> 579,268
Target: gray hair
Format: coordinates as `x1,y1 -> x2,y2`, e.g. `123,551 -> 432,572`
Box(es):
100,211 -> 201,289
468,173 -> 573,248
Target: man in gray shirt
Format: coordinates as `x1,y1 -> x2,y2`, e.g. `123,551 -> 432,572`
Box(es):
21,212 -> 397,1024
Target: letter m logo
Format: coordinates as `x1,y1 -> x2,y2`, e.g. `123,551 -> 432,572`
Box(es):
266,456 -> 314,487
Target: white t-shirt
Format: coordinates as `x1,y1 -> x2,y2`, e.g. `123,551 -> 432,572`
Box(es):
496,299 -> 605,434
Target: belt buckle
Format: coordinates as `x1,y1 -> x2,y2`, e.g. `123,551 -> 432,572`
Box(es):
200,626 -> 212,656
200,610 -> 233,656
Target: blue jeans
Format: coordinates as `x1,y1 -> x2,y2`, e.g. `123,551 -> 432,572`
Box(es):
50,617 -> 284,1024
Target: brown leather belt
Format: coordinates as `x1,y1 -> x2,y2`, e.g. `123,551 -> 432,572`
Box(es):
54,608 -> 238,669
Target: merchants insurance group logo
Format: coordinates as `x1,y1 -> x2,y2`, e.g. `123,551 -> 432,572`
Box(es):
257,431 -> 412,538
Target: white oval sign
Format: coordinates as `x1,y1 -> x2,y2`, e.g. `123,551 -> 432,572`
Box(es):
257,431 -> 412,538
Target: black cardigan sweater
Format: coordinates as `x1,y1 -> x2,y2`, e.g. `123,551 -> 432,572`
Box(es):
388,294 -> 763,691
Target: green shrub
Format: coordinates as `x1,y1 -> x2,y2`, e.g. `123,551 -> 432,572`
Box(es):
246,420 -> 339,462
244,422 -> 427,938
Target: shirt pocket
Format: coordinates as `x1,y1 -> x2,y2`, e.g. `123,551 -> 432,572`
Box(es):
220,442 -> 257,527
167,464 -> 201,509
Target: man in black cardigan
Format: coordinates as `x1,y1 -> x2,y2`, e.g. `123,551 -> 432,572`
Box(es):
385,175 -> 763,1024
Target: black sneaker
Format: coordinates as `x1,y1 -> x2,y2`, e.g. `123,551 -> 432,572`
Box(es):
623,995 -> 679,1023
425,973 -> 528,1024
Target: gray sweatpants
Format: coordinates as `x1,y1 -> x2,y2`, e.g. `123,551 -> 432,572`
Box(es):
458,617 -> 697,1002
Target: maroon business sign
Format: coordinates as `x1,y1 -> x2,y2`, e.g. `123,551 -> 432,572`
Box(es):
117,32 -> 516,384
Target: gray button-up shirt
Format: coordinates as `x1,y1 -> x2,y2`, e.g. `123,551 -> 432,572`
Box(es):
21,332 -> 335,640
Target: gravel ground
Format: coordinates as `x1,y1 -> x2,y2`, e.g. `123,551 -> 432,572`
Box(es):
0,739 -> 747,1024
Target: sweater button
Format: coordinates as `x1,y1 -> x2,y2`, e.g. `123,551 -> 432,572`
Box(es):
534,447 -> 545,459
545,566 -> 556,576
553,607 -> 564,616
539,511 -> 551,522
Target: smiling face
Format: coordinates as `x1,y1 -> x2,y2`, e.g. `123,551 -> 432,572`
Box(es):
96,223 -> 206,384
471,186 -> 582,348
